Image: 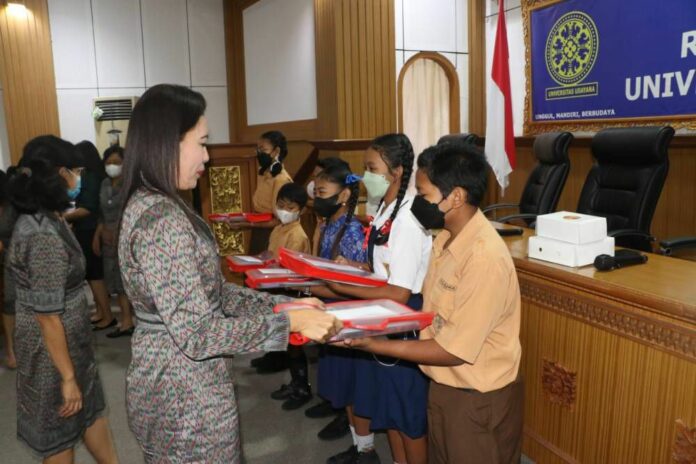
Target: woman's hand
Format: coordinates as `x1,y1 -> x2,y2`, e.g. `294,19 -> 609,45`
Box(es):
59,378 -> 83,418
287,303 -> 342,343
335,256 -> 370,271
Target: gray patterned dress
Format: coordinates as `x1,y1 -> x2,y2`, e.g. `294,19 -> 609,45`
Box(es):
118,188 -> 290,463
98,178 -> 124,294
9,212 -> 106,457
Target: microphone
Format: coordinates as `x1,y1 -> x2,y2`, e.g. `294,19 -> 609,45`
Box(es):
594,249 -> 648,271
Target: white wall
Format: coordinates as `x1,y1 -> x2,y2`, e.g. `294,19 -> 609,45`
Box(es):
396,0 -> 469,134
242,0 -> 317,126
485,0 -> 524,136
48,0 -> 230,146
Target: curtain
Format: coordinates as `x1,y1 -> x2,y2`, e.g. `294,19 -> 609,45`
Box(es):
401,58 -> 450,192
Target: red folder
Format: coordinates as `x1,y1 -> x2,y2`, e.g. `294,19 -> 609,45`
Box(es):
278,248 -> 387,287
245,268 -> 322,290
226,251 -> 277,273
274,298 -> 434,345
208,212 -> 273,223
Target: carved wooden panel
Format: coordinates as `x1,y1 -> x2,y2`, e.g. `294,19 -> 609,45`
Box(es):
542,359 -> 577,409
209,166 -> 244,255
673,420 -> 696,464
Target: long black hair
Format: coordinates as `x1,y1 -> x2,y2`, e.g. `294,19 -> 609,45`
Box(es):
76,140 -> 106,180
7,135 -> 80,214
316,158 -> 360,259
120,84 -> 206,228
369,133 -> 414,244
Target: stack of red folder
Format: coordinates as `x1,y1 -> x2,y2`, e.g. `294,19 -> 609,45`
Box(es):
278,248 -> 388,287
274,299 -> 434,345
208,212 -> 273,223
226,251 -> 277,273
245,268 -> 323,290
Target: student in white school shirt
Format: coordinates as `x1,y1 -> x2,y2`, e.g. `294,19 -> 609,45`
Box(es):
323,134 -> 432,464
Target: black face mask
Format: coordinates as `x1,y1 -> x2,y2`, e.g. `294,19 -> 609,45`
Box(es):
256,150 -> 273,168
411,194 -> 446,230
257,150 -> 282,176
314,194 -> 342,218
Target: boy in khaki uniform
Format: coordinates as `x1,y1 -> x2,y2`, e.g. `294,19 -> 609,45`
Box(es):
342,141 -> 523,464
268,183 -> 311,257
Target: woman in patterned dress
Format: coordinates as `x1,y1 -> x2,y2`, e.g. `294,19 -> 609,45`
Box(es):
117,84 -> 340,463
7,135 -> 118,463
92,145 -> 134,338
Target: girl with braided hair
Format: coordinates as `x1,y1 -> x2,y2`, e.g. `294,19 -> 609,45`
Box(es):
325,134 -> 432,464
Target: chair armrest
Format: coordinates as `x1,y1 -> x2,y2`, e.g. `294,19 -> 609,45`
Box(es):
659,236 -> 696,255
496,213 -> 539,226
608,229 -> 654,241
482,203 -> 519,214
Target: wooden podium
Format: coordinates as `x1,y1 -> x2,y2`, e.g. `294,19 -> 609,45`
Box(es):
499,226 -> 696,463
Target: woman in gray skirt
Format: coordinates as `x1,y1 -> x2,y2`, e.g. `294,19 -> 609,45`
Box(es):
7,136 -> 117,463
93,145 -> 133,338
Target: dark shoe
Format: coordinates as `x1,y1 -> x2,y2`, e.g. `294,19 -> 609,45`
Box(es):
281,386 -> 313,411
356,449 -> 380,464
92,318 -> 117,331
326,445 -> 357,464
106,326 -> 134,338
270,383 -> 293,401
318,411 -> 350,441
305,400 -> 337,419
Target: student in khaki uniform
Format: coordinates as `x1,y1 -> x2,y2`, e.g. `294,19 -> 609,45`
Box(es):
268,183 -> 311,257
245,131 -> 293,255
342,140 -> 524,464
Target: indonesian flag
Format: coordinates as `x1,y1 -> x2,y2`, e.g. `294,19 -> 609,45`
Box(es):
485,0 -> 516,191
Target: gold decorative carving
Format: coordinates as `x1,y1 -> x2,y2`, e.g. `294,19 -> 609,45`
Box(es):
209,166 -> 244,255
673,420 -> 696,464
521,0 -> 696,135
541,359 -> 577,409
519,278 -> 696,362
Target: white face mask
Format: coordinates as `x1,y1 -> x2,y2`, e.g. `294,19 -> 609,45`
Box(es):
275,208 -> 300,225
306,180 -> 316,199
105,164 -> 123,178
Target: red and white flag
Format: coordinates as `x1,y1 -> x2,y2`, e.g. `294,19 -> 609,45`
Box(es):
485,0 -> 516,191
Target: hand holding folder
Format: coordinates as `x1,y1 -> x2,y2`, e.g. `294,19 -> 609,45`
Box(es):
277,298 -> 342,344
274,299 -> 434,345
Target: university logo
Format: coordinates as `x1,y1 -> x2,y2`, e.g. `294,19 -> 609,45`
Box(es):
544,11 -> 599,100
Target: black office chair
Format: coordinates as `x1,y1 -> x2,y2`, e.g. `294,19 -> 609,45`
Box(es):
437,133 -> 479,146
483,131 -> 572,226
576,126 -> 674,252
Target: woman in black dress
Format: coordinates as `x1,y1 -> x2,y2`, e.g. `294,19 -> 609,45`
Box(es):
64,141 -> 115,330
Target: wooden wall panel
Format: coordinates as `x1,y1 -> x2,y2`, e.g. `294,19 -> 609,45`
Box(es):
326,0 -> 396,139
485,136 -> 696,244
0,0 -> 60,164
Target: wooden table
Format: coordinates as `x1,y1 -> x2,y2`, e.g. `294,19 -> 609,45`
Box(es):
499,226 -> 696,463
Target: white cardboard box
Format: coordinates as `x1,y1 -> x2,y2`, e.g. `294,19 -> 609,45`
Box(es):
528,235 -> 615,267
536,211 -> 608,245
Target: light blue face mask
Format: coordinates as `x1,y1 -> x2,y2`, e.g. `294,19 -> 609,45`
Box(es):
67,174 -> 82,200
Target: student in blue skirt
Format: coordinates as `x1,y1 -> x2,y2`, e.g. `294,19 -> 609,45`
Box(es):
303,159 -> 370,455
323,134 -> 432,464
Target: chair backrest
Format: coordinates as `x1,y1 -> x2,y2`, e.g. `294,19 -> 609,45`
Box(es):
437,133 -> 479,146
518,131 -> 572,216
577,126 -> 674,246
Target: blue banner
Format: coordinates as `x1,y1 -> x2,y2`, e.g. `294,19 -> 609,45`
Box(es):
528,0 -> 696,124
